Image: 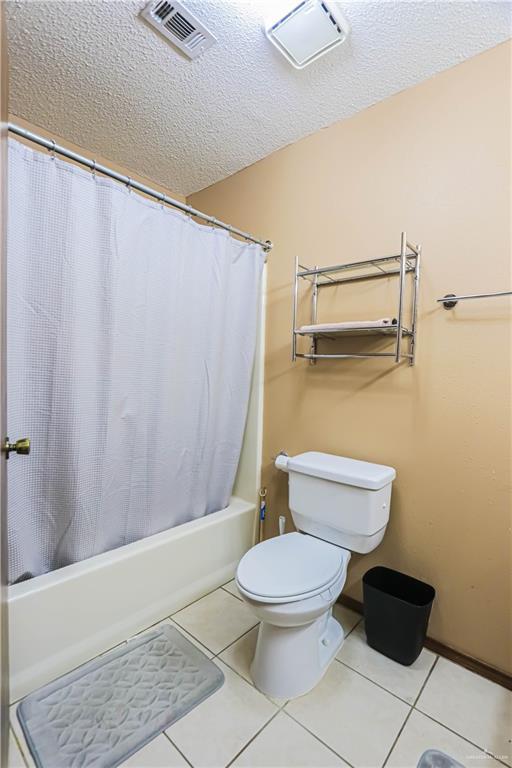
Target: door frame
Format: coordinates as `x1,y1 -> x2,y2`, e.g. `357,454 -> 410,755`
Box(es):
0,2 -> 9,764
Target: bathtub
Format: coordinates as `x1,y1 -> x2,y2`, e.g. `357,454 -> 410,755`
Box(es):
8,497 -> 257,702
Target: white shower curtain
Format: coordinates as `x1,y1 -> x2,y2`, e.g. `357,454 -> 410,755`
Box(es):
7,140 -> 264,583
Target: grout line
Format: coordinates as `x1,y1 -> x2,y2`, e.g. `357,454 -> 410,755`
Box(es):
333,656 -> 417,707
169,621 -> 217,655
131,584 -> 240,644
131,584 -> 242,644
213,623 -> 259,659
168,619 -> 215,656
383,656 -> 511,768
204,619 -> 291,710
343,615 -> 363,639
171,587 -> 255,653
281,709 -> 355,766
10,728 -> 33,768
130,617 -> 173,640
381,707 -> 415,768
9,726 -> 29,768
213,644 -> 288,710
224,709 -> 282,768
170,614 -> 258,659
413,709 -> 512,768
170,582 -> 237,618
284,710 -> 356,768
221,583 -> 242,601
167,623 -> 216,654
380,649 -> 438,768
412,654 -> 439,707
162,732 -> 195,768
216,653 -> 288,710
215,654 -> 253,686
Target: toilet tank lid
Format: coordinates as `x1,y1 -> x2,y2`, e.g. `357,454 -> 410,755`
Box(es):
288,452 -> 396,490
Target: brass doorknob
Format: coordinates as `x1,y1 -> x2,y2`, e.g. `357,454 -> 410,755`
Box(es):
2,437 -> 30,459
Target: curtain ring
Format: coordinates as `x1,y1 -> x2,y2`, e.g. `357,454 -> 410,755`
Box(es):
91,159 -> 97,178
49,139 -> 56,160
159,193 -> 165,210
126,177 -> 132,192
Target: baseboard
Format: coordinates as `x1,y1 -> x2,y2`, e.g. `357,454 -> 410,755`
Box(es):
338,595 -> 512,692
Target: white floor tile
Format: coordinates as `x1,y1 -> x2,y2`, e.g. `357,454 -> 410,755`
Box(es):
219,625 -> 286,706
8,731 -> 27,768
416,657 -> 512,765
387,710 -> 504,768
222,579 -> 242,600
219,625 -> 258,684
332,603 -> 362,636
12,583 -> 509,768
166,660 -> 277,768
285,659 -> 410,768
336,624 -> 437,704
121,734 -> 190,767
130,616 -> 172,640
9,706 -> 35,768
131,617 -> 214,658
168,619 -> 215,658
172,588 -> 257,654
232,711 -> 349,768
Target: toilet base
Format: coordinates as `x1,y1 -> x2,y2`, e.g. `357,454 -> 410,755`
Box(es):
250,611 -> 344,699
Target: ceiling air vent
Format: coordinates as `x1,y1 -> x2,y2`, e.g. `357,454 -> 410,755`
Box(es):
141,0 -> 216,61
265,0 -> 350,69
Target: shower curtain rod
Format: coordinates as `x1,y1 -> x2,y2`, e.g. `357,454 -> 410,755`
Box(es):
8,123 -> 273,253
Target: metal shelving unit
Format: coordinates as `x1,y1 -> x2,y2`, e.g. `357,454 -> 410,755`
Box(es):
292,232 -> 421,366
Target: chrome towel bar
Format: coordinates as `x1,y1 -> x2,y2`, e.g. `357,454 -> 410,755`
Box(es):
438,290 -> 512,309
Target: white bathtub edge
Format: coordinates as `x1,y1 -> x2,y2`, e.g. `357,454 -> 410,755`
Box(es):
8,497 -> 256,702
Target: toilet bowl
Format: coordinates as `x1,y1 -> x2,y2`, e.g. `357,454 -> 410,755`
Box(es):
236,532 -> 350,698
236,451 -> 396,699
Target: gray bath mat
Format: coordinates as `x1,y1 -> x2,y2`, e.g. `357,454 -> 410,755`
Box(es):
17,624 -> 224,768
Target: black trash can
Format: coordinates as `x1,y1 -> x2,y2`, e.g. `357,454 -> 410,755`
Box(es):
363,566 -> 435,666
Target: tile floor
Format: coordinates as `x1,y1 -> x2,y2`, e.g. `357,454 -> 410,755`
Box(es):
8,581 -> 512,768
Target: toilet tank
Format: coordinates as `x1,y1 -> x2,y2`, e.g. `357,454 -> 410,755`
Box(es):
275,452 -> 396,554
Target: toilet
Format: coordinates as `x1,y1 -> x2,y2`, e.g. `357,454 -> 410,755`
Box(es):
235,451 -> 396,699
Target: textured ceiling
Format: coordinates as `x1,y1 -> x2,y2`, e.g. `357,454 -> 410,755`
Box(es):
6,0 -> 511,195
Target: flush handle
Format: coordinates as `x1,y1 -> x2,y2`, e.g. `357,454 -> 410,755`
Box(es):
2,437 -> 30,459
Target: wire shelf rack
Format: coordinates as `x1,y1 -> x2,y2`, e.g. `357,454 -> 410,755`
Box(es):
292,232 -> 421,366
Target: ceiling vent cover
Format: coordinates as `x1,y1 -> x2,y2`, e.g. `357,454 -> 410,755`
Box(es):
141,0 -> 216,60
265,0 -> 350,69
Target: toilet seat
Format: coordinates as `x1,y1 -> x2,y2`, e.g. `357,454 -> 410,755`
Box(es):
236,532 -> 350,604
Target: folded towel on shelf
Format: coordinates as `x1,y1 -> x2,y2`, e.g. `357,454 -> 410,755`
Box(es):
297,318 -> 398,334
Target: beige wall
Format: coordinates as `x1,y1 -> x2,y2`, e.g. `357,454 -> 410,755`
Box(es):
189,41 -> 512,674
